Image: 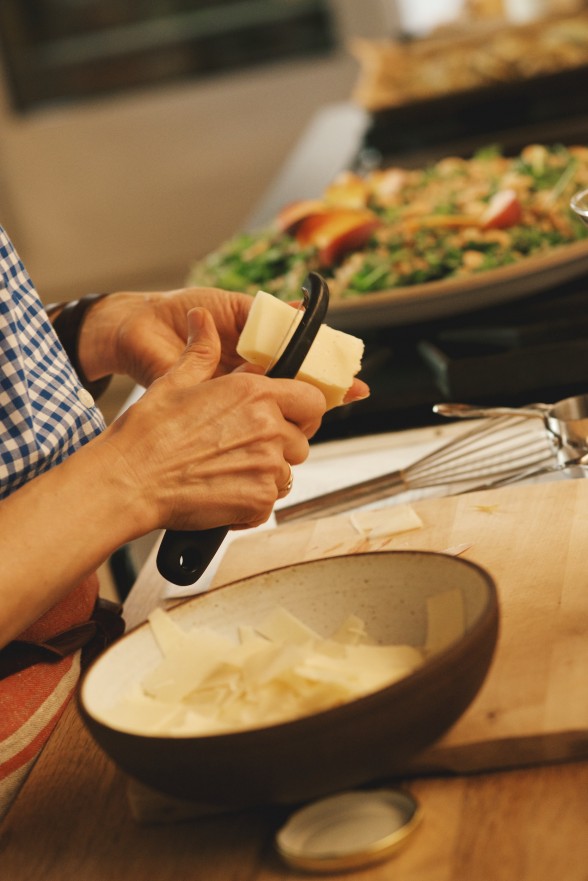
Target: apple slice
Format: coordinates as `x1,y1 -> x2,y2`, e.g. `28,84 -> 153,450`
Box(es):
275,199 -> 326,234
295,209 -> 380,265
481,189 -> 522,229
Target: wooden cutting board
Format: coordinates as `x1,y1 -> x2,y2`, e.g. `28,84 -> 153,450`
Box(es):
212,479 -> 588,775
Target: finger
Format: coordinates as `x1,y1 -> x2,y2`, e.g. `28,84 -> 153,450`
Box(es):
343,377 -> 370,404
269,378 -> 327,439
233,363 -> 265,376
276,462 -> 294,499
228,369 -> 326,437
281,421 -> 310,466
134,335 -> 186,385
169,308 -> 222,384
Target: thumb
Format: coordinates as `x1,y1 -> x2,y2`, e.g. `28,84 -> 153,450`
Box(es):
172,307 -> 222,383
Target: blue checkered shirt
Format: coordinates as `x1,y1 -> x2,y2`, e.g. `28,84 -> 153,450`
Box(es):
0,226 -> 105,499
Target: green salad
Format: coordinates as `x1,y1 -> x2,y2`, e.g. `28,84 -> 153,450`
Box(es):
189,144 -> 588,300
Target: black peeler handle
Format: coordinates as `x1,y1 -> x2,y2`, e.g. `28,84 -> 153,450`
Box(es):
156,272 -> 330,586
155,525 -> 230,587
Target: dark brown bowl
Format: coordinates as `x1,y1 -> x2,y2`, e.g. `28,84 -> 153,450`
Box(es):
79,551 -> 499,810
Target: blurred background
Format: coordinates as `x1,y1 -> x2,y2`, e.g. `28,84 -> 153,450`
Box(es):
2,0 -> 584,593
0,0 -> 393,303
1,0 -> 542,305
0,0 -> 580,304
0,0 -> 585,412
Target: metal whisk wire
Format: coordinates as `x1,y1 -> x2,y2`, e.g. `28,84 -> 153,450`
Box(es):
404,415 -> 554,486
276,414 -> 559,525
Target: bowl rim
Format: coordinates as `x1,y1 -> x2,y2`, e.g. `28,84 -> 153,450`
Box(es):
79,549 -> 499,741
571,187 -> 588,217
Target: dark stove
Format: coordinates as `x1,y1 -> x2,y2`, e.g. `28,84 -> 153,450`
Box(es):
318,276 -> 588,442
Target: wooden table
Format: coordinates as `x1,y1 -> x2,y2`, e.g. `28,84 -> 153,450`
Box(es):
2,695 -> 587,880
3,467 -> 588,879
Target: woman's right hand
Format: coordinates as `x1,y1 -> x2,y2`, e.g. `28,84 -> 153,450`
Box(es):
97,307 -> 327,536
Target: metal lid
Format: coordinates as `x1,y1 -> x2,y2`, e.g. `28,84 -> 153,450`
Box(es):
275,788 -> 421,873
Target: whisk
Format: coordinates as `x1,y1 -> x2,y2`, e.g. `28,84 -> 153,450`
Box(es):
275,409 -> 564,525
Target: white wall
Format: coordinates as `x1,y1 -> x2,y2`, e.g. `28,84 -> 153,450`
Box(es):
0,52 -> 357,301
394,0 -> 465,35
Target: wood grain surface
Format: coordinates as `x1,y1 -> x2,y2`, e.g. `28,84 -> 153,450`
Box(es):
2,698 -> 587,881
2,479 -> 588,880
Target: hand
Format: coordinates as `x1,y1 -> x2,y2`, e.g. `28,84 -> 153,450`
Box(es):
78,287 -> 252,388
344,377 -> 370,405
97,308 -> 327,533
79,287 -> 371,405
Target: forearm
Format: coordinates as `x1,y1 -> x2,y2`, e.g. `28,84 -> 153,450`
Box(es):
0,308 -> 328,648
0,437 -> 151,648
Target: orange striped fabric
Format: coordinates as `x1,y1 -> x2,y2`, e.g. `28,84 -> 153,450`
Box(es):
0,572 -> 99,818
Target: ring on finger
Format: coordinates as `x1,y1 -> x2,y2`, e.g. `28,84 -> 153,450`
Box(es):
277,463 -> 294,497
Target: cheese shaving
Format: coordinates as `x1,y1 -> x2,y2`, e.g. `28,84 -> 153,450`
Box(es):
105,596 -> 464,736
349,505 -> 423,538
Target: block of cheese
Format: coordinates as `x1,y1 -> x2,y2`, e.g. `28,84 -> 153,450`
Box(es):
236,290 -> 364,409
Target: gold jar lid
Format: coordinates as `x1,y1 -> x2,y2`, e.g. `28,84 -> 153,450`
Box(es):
275,788 -> 421,873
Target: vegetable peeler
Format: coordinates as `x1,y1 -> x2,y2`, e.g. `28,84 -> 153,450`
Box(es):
156,271 -> 330,586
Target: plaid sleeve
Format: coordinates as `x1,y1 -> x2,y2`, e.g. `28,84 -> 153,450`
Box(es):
0,226 -> 106,499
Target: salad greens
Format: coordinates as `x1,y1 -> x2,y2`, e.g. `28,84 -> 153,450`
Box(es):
189,144 -> 588,300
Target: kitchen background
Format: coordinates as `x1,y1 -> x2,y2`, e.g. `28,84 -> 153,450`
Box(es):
0,0 -> 399,303
0,0 -> 584,592
0,0 -> 469,413
0,0 -> 418,592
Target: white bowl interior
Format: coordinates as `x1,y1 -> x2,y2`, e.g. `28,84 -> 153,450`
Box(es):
82,552 -> 491,731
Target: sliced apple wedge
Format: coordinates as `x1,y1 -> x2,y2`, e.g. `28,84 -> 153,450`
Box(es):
295,209 -> 381,265
481,189 -> 522,229
275,199 -> 326,234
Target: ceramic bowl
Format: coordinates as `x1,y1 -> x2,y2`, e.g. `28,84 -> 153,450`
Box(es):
571,187 -> 588,226
79,551 -> 499,810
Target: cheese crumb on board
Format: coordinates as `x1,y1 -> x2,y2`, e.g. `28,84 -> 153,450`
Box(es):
349,505 -> 423,538
236,290 -> 364,409
104,595 -> 466,737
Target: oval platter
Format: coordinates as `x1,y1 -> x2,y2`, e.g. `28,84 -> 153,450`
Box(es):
325,237 -> 588,331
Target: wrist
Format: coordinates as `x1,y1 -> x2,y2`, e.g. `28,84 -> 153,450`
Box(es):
50,294 -> 113,398
81,430 -> 160,540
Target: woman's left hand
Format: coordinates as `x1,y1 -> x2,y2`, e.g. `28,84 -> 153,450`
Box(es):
78,286 -> 370,404
78,287 -> 252,388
